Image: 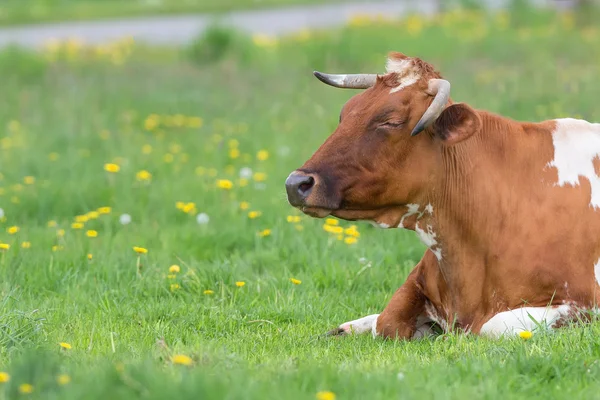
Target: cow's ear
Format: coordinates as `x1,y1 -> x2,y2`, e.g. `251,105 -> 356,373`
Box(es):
432,103 -> 481,145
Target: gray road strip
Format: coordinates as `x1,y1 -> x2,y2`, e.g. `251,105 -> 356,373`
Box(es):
0,0 -> 572,49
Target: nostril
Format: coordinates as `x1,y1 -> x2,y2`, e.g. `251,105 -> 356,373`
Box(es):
298,176 -> 315,194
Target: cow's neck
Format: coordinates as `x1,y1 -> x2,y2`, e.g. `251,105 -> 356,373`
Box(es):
411,112 -> 523,320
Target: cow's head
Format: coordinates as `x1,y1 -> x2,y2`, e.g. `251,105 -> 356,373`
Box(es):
285,52 -> 482,227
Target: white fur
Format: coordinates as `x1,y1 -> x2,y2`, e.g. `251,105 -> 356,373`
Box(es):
398,203 -> 421,228
548,118 -> 600,208
480,305 -> 572,337
386,58 -> 420,94
415,222 -> 443,261
339,314 -> 380,337
425,203 -> 434,214
595,257 -> 600,286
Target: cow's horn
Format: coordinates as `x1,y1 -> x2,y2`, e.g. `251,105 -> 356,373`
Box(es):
411,79 -> 451,136
313,71 -> 378,89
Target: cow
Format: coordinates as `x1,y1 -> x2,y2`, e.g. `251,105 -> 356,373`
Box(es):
284,51 -> 600,339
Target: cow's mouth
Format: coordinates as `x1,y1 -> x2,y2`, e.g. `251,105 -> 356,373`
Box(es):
299,206 -> 332,218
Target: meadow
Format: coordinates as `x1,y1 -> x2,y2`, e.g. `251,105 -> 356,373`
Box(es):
0,0 -> 343,26
0,5 -> 600,400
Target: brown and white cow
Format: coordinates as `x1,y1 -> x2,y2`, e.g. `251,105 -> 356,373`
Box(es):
285,51 -> 600,339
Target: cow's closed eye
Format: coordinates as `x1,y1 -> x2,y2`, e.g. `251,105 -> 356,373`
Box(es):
377,121 -> 405,130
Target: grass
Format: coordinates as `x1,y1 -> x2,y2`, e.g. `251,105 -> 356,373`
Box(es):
0,0 -> 347,26
0,6 -> 599,399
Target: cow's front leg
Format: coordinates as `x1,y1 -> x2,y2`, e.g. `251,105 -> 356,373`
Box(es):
327,265 -> 428,339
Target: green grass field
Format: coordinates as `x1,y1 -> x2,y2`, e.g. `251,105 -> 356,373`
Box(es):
0,7 -> 600,400
0,0 -> 344,26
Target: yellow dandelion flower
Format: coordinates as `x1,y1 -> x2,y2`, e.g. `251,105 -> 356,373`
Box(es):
86,230 -> 98,238
187,116 -> 203,128
7,226 -> 19,235
208,168 -> 218,177
133,247 -> 148,254
97,206 -> 112,214
344,226 -> 360,238
252,34 -> 278,48
71,222 -> 84,230
163,153 -> 174,163
52,245 -> 63,252
104,163 -> 120,173
235,281 -> 245,287
290,278 -> 302,285
229,148 -> 240,159
325,218 -> 338,226
75,215 -> 88,223
136,170 -> 152,182
344,237 -> 358,245
286,215 -> 301,223
257,150 -> 269,161
87,211 -> 99,219
519,330 -> 533,340
144,114 -> 160,131
18,383 -> 33,394
323,225 -> 343,234
167,274 -> 177,279
0,372 -> 10,383
169,143 -> 182,154
57,229 -> 65,237
316,391 -> 336,400
239,201 -> 250,210
57,374 -> 71,385
21,241 -> 31,249
48,152 -> 60,161
142,144 -> 153,154
253,172 -> 267,182
175,201 -> 185,210
0,243 -> 10,251
59,342 -> 72,350
228,139 -> 239,148
203,289 -> 214,295
172,354 -> 193,366
216,179 -> 233,190
248,211 -> 262,219
182,202 -> 196,214
238,178 -> 249,187
170,283 -> 180,291
87,253 -> 93,260
169,265 -> 181,273
23,176 -> 35,185
295,225 -> 304,232
258,229 -> 271,237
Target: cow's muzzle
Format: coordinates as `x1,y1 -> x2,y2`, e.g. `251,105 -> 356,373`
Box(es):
285,171 -> 315,207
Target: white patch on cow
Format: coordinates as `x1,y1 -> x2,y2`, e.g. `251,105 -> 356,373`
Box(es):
594,257 -> 600,286
480,305 -> 572,337
548,118 -> 600,208
378,222 -> 390,229
412,314 -> 436,339
386,57 -> 421,94
338,314 -> 380,337
398,203 -> 421,228
425,302 -> 448,332
415,223 -> 443,261
425,203 -> 434,214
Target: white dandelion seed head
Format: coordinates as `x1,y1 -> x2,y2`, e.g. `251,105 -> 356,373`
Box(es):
277,146 -> 290,157
239,167 -> 253,179
358,257 -> 368,265
119,213 -> 132,225
196,213 -> 210,224
397,372 -> 405,381
0,208 -> 4,219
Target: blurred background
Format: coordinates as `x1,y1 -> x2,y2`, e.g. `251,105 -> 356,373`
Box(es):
0,0 -> 600,398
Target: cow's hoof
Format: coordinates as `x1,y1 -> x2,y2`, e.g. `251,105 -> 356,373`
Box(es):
325,327 -> 347,336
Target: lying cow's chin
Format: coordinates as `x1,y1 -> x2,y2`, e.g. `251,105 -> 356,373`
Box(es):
299,206 -> 332,218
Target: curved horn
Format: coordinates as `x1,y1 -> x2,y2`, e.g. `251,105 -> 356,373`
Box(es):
313,71 -> 378,89
410,79 -> 451,136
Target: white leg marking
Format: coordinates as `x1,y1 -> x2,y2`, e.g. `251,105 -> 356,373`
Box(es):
480,305 -> 572,337
338,314 -> 380,337
548,118 -> 600,208
412,314 -> 436,339
415,222 -> 443,261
